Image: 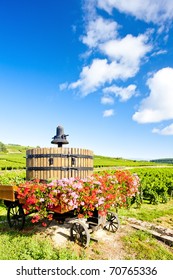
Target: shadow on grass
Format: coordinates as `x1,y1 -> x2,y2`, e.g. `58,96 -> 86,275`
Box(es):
0,210 -> 38,238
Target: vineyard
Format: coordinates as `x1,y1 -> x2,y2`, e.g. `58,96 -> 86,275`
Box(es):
0,143 -> 31,170
0,142 -> 171,171
130,168 -> 173,205
0,152 -> 173,260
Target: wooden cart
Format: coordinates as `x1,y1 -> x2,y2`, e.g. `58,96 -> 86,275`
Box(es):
0,184 -> 26,230
0,184 -> 120,247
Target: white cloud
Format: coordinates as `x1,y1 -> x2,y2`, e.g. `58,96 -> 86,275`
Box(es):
103,109 -> 114,117
152,123 -> 173,135
133,67 -> 173,123
69,32 -> 151,95
69,58 -> 139,95
69,59 -> 117,95
82,16 -> 119,48
100,34 -> 150,60
101,96 -> 114,105
151,50 -> 167,57
100,33 -> 152,77
97,0 -> 173,25
103,84 -> 137,102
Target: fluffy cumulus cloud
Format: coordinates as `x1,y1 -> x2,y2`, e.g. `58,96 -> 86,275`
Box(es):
97,0 -> 173,25
132,67 -> 173,123
69,32 -> 151,95
69,58 -> 141,96
81,16 -> 118,48
69,59 -> 121,95
100,33 -> 151,78
100,34 -> 151,60
103,84 -> 137,102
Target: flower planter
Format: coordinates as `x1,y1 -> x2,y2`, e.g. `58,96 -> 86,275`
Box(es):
51,204 -> 74,214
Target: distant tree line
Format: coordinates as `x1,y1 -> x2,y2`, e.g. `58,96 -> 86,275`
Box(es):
150,158 -> 173,164
0,142 -> 7,153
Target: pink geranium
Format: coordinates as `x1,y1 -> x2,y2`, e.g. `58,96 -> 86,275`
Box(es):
16,170 -> 140,224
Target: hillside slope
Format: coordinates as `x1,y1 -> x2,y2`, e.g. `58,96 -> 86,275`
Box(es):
0,142 -> 170,170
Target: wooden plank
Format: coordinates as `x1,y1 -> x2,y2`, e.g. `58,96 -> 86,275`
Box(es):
75,148 -> 80,178
81,149 -> 84,179
89,150 -> 93,176
72,147 -> 76,178
44,148 -> 48,180
55,147 -> 59,180
0,185 -> 16,201
51,147 -> 55,180
64,147 -> 68,179
85,149 -> 87,178
59,147 -> 64,179
43,148 -> 47,180
26,149 -> 31,180
34,148 -> 38,180
56,147 -> 61,180
71,147 -> 74,178
37,148 -> 41,180
30,149 -> 34,180
131,224 -> 173,246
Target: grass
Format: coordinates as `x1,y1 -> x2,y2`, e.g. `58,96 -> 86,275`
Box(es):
0,231 -> 85,260
0,203 -> 85,260
122,230 -> 173,260
0,200 -> 173,260
94,155 -> 169,168
118,199 -> 173,226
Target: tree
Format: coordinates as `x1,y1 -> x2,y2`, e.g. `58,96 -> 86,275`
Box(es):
0,142 -> 7,153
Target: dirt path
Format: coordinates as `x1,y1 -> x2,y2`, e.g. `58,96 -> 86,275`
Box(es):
41,217 -> 173,260
42,220 -> 132,259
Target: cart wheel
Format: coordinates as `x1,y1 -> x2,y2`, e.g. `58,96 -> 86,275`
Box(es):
7,202 -> 25,230
104,211 -> 120,232
70,221 -> 90,248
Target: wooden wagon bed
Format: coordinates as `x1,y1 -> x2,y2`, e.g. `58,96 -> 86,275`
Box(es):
0,185 -> 17,202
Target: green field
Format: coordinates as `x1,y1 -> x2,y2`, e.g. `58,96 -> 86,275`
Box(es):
0,143 -> 32,170
94,155 -> 168,168
0,142 -> 171,171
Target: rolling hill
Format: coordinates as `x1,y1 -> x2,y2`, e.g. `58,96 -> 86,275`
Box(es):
0,142 -> 171,170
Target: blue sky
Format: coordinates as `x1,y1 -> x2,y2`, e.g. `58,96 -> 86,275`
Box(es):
1,0 -> 173,160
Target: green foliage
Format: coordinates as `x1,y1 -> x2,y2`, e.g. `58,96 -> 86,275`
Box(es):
130,168 -> 173,204
0,232 -> 82,260
0,204 -> 84,260
0,142 -> 7,153
0,142 -> 33,170
151,158 -> 173,164
0,171 -> 26,185
101,168 -> 173,206
0,153 -> 26,170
